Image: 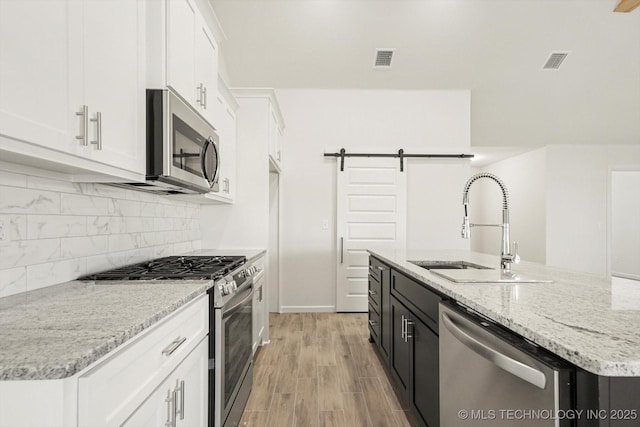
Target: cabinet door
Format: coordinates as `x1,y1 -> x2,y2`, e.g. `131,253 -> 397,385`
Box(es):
0,0 -> 82,155
82,0 -> 145,174
411,317 -> 439,427
195,23 -> 218,126
167,0 -> 197,104
175,337 -> 208,427
222,103 -> 237,200
123,338 -> 208,427
390,296 -> 411,394
214,92 -> 236,202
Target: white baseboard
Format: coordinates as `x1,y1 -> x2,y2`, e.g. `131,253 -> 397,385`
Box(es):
278,305 -> 336,313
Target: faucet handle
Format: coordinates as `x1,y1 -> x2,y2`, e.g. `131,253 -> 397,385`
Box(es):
512,241 -> 520,264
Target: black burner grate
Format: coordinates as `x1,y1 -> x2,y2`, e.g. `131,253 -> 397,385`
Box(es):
80,255 -> 246,281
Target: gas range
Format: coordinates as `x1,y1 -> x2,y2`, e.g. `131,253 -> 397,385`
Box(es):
79,253 -> 258,427
80,255 -> 246,281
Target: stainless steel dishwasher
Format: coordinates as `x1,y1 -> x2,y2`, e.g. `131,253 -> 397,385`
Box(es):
439,302 -> 574,427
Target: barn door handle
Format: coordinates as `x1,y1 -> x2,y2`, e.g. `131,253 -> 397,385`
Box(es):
340,237 -> 344,264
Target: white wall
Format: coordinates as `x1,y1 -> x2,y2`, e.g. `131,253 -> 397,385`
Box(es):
475,145 -> 640,276
546,145 -> 640,275
276,89 -> 471,311
611,171 -> 640,280
0,167 -> 202,298
472,147 -> 547,264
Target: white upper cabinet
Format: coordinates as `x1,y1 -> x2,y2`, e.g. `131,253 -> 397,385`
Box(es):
0,0 -> 81,156
80,0 -> 145,175
232,88 -> 285,175
205,76 -> 237,204
167,0 -> 219,128
0,0 -> 146,181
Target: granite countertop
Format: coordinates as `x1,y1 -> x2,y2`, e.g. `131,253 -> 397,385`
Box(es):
0,248 -> 266,381
369,249 -> 640,377
0,280 -> 211,381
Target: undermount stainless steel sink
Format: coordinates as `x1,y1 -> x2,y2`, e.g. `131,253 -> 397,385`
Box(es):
409,260 -> 553,284
409,260 -> 491,270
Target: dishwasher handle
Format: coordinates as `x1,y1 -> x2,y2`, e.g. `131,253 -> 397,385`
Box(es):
442,312 -> 547,390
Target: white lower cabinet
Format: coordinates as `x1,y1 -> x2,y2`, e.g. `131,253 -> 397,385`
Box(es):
0,294 -> 209,427
78,294 -> 208,427
122,338 -> 208,427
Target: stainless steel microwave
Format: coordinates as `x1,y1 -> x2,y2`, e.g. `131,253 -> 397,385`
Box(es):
117,89 -> 220,195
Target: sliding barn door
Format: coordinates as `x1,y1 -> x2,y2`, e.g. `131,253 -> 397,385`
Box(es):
336,157 -> 407,312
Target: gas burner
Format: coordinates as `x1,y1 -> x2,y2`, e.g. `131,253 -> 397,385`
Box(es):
79,255 -> 246,281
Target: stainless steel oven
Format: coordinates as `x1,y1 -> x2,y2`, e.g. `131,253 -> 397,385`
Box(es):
210,266 -> 257,427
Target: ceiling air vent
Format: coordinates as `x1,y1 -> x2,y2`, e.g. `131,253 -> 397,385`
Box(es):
542,52 -> 570,70
374,48 -> 395,69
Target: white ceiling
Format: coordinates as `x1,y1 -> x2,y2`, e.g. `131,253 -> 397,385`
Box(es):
210,0 -> 640,159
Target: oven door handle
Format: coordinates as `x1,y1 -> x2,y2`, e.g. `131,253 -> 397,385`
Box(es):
222,287 -> 254,317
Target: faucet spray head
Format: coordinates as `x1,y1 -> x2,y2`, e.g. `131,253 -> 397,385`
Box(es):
461,217 -> 470,238
461,202 -> 470,238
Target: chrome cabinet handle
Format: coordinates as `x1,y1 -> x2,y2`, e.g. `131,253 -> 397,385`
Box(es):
368,319 -> 377,327
75,105 -> 89,146
405,319 -> 414,340
368,289 -> 377,296
401,315 -> 406,340
162,336 -> 187,356
196,83 -> 204,106
165,389 -> 175,427
376,266 -> 388,271
174,379 -> 185,420
442,312 -> 546,389
90,112 -> 102,150
203,86 -> 207,109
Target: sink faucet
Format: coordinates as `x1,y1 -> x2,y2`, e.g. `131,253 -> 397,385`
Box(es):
461,172 -> 520,272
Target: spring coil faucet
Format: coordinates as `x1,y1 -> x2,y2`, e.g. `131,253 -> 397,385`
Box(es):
461,173 -> 520,272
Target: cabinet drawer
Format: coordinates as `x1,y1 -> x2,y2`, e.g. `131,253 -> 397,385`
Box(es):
368,274 -> 381,310
369,256 -> 384,282
368,304 -> 380,340
78,294 -> 209,427
391,270 -> 441,331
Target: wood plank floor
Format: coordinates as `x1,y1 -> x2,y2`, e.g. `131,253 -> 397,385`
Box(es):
240,312 -> 418,427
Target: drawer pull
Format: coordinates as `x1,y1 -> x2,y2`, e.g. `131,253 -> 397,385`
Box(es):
368,320 -> 377,327
162,336 -> 187,356
368,290 -> 377,295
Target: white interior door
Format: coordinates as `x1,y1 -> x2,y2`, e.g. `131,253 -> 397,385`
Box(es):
336,157 -> 407,312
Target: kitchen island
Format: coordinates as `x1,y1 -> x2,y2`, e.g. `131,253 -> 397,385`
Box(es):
368,249 -> 640,427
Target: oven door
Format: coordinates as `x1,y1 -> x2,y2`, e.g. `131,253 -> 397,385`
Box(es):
214,282 -> 254,427
165,90 -> 220,192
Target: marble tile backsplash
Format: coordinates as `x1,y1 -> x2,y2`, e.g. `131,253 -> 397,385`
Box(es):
0,169 -> 202,298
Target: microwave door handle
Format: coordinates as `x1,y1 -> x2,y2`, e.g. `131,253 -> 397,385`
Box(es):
200,137 -> 218,188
